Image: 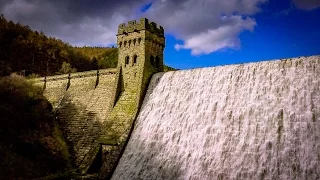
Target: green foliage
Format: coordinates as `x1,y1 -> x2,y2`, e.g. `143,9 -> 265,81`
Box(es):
0,74 -> 70,179
72,47 -> 118,69
0,15 -> 94,76
164,65 -> 177,72
59,61 -> 77,74
26,73 -> 40,79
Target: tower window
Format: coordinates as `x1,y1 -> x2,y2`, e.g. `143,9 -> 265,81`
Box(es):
125,56 -> 129,66
119,41 -> 122,48
124,41 -> 127,47
155,56 -> 160,68
133,39 -> 136,46
133,55 -> 138,65
138,38 -> 142,44
150,55 -> 154,66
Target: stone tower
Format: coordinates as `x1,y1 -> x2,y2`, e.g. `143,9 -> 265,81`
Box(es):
96,19 -> 165,176
101,18 -> 165,148
116,18 -> 165,95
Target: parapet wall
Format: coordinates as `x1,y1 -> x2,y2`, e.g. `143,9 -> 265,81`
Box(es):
34,68 -> 117,83
117,18 -> 164,37
34,69 -> 117,108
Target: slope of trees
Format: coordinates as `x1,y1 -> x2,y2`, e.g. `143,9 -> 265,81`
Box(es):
0,74 -> 70,179
72,46 -> 118,69
0,15 -> 118,77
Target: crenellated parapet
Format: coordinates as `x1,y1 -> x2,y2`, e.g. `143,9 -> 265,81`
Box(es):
116,18 -> 165,72
117,18 -> 164,37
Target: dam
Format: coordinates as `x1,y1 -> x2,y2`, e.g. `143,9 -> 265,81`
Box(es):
33,18 -> 319,179
112,56 -> 320,179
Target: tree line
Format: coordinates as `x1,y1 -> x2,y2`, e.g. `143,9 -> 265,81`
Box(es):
0,14 -> 118,77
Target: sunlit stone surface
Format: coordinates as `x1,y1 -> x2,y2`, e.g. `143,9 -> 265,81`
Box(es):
112,56 -> 320,180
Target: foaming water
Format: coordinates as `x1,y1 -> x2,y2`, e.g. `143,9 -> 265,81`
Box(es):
112,56 -> 320,180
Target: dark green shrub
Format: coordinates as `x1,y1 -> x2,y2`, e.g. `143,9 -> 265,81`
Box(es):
0,74 -> 69,179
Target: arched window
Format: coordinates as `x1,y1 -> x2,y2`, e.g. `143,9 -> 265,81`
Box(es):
138,38 -> 142,44
133,55 -> 138,65
150,55 -> 154,66
133,39 -> 136,46
155,56 -> 160,68
125,56 -> 129,66
124,41 -> 127,47
119,41 -> 122,48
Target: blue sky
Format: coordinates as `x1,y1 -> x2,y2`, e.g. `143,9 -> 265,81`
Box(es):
1,0 -> 319,69
160,0 -> 320,69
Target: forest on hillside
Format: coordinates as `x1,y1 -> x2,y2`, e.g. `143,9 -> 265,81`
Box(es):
0,14 -> 118,77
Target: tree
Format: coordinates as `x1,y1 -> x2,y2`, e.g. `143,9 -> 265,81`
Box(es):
59,61 -> 76,74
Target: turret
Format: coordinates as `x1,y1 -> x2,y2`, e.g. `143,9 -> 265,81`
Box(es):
116,18 -> 165,92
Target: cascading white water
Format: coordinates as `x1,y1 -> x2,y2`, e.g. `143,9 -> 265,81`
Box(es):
112,56 -> 320,180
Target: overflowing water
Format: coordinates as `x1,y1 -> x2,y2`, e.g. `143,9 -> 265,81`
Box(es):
112,56 -> 320,180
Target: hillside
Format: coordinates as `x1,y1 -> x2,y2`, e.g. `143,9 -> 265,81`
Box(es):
0,74 -> 70,179
0,15 -> 92,76
72,46 -> 118,69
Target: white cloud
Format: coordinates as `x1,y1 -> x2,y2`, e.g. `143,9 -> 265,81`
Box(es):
143,0 -> 266,55
174,16 -> 256,55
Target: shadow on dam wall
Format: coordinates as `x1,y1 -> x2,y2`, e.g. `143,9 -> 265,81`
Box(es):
56,94 -> 103,168
53,94 -> 123,178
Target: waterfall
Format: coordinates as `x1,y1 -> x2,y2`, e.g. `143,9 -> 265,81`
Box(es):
112,56 -> 320,180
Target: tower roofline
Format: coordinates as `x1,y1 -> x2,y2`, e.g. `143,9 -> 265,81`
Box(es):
117,18 -> 164,37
